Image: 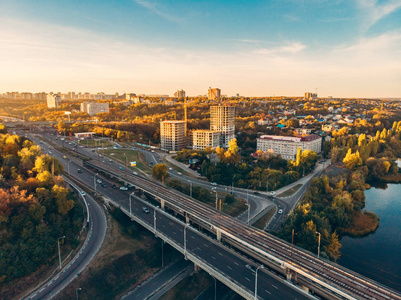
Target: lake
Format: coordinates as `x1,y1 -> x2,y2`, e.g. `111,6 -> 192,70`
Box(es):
339,183 -> 401,291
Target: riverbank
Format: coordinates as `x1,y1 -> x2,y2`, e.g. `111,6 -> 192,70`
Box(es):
340,211 -> 379,237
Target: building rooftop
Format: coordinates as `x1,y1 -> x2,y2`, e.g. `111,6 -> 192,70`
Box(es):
258,134 -> 321,142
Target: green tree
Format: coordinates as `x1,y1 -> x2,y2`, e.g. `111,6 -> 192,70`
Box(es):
152,163 -> 168,181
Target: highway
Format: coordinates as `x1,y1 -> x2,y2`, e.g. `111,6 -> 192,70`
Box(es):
19,133 -> 107,300
27,129 -> 401,299
27,130 -> 311,299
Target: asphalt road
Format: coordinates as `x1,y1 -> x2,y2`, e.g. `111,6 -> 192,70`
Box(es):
29,130 -> 311,299
19,132 -> 107,300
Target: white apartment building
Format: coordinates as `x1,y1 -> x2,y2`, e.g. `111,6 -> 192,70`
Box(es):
80,101 -> 109,116
47,93 -> 61,109
257,134 -> 322,160
174,90 -> 186,98
160,120 -> 186,151
192,130 -> 220,150
210,106 -> 235,148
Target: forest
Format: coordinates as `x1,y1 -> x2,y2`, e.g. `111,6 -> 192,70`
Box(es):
0,125 -> 83,292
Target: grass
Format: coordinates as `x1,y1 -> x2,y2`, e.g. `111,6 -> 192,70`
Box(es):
341,211 -> 380,237
277,184 -> 303,198
160,270 -> 213,300
78,139 -> 112,148
100,149 -> 151,174
56,207 -> 181,300
253,206 -> 277,230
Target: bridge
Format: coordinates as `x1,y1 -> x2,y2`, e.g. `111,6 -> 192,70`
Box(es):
84,159 -> 401,300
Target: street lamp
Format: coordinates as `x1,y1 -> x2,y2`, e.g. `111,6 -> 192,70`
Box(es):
255,264 -> 264,300
231,174 -> 237,194
76,288 -> 82,300
129,192 -> 135,216
184,223 -> 190,258
187,179 -> 192,198
94,173 -> 98,195
213,190 -> 218,210
57,236 -> 65,270
245,202 -> 250,225
316,231 -> 321,258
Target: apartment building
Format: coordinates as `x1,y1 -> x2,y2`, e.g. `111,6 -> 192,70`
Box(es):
46,93 -> 61,109
174,89 -> 186,98
192,130 -> 220,150
210,106 -> 235,148
160,120 -> 186,151
80,101 -> 109,116
257,134 -> 322,160
208,87 -> 221,100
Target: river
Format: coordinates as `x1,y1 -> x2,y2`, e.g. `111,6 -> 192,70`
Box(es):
339,183 -> 401,291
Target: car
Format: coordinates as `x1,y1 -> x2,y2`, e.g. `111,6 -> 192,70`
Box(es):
133,172 -> 138,175
142,207 -> 150,213
80,191 -> 86,196
101,183 -> 107,188
120,186 -> 128,191
96,179 -> 102,184
169,167 -> 173,171
278,209 -> 283,214
109,159 -> 113,162
211,182 -> 217,186
112,184 -> 117,189
69,142 -> 72,145
77,169 -> 83,173
119,167 -> 124,170
63,155 -> 67,159
177,172 -> 182,175
128,184 -> 134,188
253,191 -> 260,195
61,138 -> 65,141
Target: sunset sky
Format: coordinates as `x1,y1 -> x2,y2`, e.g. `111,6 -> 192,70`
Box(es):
0,0 -> 400,97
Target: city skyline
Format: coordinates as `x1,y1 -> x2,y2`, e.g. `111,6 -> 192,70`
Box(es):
0,0 -> 400,97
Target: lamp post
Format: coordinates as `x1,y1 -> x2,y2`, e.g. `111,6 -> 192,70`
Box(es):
76,288 -> 82,300
161,240 -> 164,267
94,173 -> 98,195
255,264 -> 264,300
129,192 -> 135,216
57,236 -> 65,270
213,190 -> 218,210
212,276 -> 217,300
154,207 -> 157,234
316,231 -> 321,258
231,174 -> 237,194
187,179 -> 192,198
184,223 -> 190,258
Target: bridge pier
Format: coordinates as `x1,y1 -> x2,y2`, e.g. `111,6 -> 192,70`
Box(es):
160,199 -> 165,210
194,264 -> 200,272
216,229 -> 221,242
286,268 -> 298,283
185,213 -> 190,224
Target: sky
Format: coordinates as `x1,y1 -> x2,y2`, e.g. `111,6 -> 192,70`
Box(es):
0,0 -> 400,98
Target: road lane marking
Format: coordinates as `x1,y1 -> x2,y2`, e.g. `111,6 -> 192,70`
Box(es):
265,289 -> 271,294
272,285 -> 278,289
227,266 -> 232,270
204,244 -> 208,248
211,256 -> 216,260
234,261 -> 239,266
218,252 -> 223,256
245,277 -> 251,282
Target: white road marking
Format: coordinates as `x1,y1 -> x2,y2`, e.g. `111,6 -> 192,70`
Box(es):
265,289 -> 271,294
272,284 -> 278,289
245,277 -> 251,282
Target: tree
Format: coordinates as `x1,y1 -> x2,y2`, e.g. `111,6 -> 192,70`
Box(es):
343,149 -> 362,170
0,123 -> 7,134
295,147 -> 302,167
326,231 -> 341,262
152,163 -> 168,181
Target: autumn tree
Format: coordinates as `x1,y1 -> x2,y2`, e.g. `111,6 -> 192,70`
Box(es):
152,163 -> 168,181
343,149 -> 362,170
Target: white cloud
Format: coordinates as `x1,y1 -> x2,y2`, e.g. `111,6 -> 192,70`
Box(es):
356,0 -> 401,31
253,42 -> 306,56
132,0 -> 181,23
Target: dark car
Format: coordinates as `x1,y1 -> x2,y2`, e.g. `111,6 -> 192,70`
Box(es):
253,191 -> 260,195
77,169 -> 83,173
101,183 -> 107,188
112,184 -> 117,189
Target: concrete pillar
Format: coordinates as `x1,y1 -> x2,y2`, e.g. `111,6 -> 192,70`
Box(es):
216,229 -> 221,242
185,213 -> 190,224
194,264 -> 200,272
160,199 -> 165,210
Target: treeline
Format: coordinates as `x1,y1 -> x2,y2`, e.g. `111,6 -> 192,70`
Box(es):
175,139 -> 318,191
276,122 -> 401,261
0,126 -> 83,291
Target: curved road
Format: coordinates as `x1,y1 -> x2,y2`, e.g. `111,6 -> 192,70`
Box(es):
20,132 -> 107,300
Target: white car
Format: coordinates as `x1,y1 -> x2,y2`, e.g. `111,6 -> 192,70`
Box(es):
177,172 -> 182,175
80,191 -> 86,196
133,172 -> 138,175
211,182 -> 217,186
278,209 -> 283,214
120,186 -> 128,191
